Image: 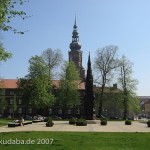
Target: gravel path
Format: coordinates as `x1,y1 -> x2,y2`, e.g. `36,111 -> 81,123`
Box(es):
0,121 -> 149,133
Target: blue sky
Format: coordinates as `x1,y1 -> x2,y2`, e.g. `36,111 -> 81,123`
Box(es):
0,0 -> 150,96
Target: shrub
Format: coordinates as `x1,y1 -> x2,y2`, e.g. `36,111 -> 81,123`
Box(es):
101,119 -> 107,125
125,120 -> 132,125
46,118 -> 54,127
76,119 -> 87,126
69,118 -> 77,125
147,120 -> 150,127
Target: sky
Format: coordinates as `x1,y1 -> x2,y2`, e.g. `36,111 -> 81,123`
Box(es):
0,0 -> 150,96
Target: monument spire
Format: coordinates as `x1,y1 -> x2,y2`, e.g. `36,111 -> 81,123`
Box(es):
84,53 -> 95,120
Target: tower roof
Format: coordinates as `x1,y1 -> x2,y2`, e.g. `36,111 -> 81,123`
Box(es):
70,16 -> 81,50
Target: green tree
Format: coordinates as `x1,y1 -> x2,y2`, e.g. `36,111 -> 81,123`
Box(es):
0,89 -> 6,116
0,0 -> 28,61
118,55 -> 139,119
17,55 -> 55,112
0,42 -> 12,61
94,45 -> 119,117
0,0 -> 27,33
59,61 -> 80,115
11,94 -> 17,118
17,77 -> 32,114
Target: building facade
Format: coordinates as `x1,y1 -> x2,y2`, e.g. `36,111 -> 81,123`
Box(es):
0,79 -> 85,118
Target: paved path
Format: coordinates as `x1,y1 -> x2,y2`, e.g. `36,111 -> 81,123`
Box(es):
0,121 -> 149,132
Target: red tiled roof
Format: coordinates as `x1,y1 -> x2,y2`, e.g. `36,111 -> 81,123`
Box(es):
0,79 -> 85,90
0,79 -> 18,88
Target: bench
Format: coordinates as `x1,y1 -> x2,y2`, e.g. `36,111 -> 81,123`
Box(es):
8,121 -> 32,127
33,120 -> 44,123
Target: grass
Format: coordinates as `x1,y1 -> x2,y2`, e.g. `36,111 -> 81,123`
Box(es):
0,118 -> 14,127
0,132 -> 149,150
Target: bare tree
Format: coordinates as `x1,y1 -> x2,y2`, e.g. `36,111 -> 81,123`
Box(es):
94,45 -> 119,117
42,48 -> 63,79
118,55 -> 139,119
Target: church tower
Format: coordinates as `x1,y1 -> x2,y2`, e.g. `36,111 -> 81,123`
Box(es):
69,17 -> 85,80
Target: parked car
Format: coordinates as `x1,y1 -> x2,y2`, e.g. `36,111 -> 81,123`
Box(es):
24,115 -> 32,120
33,115 -> 44,120
51,115 -> 62,120
109,116 -> 119,120
99,115 -> 106,119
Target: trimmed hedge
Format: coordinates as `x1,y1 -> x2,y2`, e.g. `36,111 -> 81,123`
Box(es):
101,119 -> 107,125
69,118 -> 77,125
76,119 -> 87,126
147,120 -> 150,127
125,120 -> 132,125
46,118 -> 54,127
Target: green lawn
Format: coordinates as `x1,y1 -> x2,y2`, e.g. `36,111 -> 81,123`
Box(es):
0,132 -> 149,150
0,118 -> 14,127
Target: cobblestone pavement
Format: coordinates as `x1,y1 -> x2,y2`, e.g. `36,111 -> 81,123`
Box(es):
0,121 -> 149,132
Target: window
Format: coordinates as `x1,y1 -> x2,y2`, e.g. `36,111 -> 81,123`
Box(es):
18,108 -> 22,114
28,108 -> 32,114
10,91 -> 14,95
58,109 -> 62,115
9,108 -> 12,113
76,108 -> 80,114
68,109 -> 71,114
10,99 -> 13,104
18,99 -> 22,104
49,108 -> 52,114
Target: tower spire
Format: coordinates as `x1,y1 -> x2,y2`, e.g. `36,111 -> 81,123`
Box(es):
74,15 -> 76,26
69,17 -> 85,81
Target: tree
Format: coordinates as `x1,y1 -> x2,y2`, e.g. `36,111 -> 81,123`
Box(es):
0,89 -> 6,116
0,0 -> 27,33
118,55 -> 139,119
0,0 -> 28,61
42,48 -> 63,78
94,45 -> 119,117
59,61 -> 80,116
17,77 -> 32,113
0,41 -> 12,61
17,55 -> 55,112
11,94 -> 17,118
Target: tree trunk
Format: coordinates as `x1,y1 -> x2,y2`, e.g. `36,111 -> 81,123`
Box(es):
99,83 -> 105,117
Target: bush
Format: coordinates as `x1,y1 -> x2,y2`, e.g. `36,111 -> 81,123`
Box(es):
69,118 -> 77,125
76,119 -> 87,126
147,120 -> 150,127
125,120 -> 132,125
46,118 -> 54,127
101,119 -> 107,125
